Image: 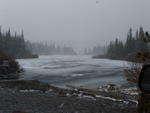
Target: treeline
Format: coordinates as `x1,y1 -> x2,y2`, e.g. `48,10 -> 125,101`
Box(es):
26,41 -> 77,55
106,27 -> 149,60
0,27 -> 38,59
84,46 -> 107,56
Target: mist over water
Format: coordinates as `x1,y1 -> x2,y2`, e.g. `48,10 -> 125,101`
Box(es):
18,55 -> 130,89
0,0 -> 149,52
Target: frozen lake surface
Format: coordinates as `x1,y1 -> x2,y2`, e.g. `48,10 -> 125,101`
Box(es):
17,55 -> 131,89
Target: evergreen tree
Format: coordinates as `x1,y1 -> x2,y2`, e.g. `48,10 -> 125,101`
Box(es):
106,27 -> 148,60
0,27 -> 38,59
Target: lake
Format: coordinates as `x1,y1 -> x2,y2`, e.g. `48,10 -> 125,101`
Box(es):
17,55 -> 132,89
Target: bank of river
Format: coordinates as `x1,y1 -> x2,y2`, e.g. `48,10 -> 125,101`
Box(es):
0,80 -> 138,113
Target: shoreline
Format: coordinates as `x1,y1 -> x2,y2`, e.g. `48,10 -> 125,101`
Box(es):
0,79 -> 138,113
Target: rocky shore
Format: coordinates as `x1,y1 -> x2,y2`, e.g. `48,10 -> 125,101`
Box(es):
0,80 -> 139,113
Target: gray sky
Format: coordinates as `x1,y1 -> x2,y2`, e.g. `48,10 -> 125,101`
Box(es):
0,0 -> 149,52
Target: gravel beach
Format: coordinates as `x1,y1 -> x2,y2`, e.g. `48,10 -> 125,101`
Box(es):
0,80 -> 138,113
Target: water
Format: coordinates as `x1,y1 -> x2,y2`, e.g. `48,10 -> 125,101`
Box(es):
17,55 -> 131,89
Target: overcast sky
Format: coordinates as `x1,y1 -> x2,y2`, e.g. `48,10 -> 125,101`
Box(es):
0,0 -> 149,52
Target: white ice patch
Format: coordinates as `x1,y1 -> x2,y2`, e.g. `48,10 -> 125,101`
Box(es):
96,95 -> 129,104
71,74 -> 84,77
58,103 -> 64,109
66,93 -> 71,96
128,99 -> 138,105
78,93 -> 83,97
19,90 -> 40,93
46,89 -> 53,93
121,87 -> 139,95
82,95 -> 96,101
129,92 -> 139,95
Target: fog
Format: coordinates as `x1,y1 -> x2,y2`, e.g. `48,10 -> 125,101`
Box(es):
0,0 -> 149,52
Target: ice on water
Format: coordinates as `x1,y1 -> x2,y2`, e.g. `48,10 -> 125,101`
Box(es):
17,55 -> 129,89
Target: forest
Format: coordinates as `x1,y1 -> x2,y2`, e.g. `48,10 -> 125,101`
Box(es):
95,27 -> 150,62
0,26 -> 77,60
26,41 -> 77,55
0,27 -> 38,59
84,46 -> 107,56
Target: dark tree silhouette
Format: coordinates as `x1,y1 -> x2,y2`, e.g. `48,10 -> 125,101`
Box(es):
0,27 -> 38,59
106,27 -> 149,61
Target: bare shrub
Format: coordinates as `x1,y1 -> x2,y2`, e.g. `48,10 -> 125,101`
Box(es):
0,53 -> 21,74
124,62 -> 142,84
